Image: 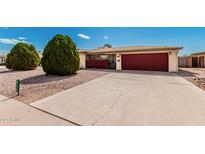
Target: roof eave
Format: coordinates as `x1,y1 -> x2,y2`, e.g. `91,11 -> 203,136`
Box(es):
85,47 -> 183,54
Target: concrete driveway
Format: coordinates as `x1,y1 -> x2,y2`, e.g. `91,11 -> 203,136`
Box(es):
31,70 -> 205,125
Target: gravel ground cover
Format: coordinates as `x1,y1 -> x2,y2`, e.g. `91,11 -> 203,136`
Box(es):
178,67 -> 205,91
0,66 -> 108,104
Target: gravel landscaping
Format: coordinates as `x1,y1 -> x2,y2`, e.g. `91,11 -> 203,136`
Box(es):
0,66 -> 108,104
178,67 -> 205,91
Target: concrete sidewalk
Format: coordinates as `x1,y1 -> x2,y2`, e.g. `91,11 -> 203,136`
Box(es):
0,95 -> 73,126
31,70 -> 205,126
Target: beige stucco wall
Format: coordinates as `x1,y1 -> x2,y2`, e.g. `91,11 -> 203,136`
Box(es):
79,53 -> 86,69
79,49 -> 179,72
116,54 -> 121,70
168,51 -> 178,72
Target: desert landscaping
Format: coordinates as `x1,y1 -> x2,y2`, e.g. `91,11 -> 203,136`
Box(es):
178,67 -> 205,91
0,66 -> 107,104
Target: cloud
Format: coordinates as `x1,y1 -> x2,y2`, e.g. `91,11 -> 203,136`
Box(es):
77,33 -> 91,39
0,38 -> 29,45
104,36 -> 108,39
18,37 -> 26,40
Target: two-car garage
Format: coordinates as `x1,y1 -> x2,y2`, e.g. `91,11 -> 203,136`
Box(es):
121,53 -> 168,72
79,46 -> 182,72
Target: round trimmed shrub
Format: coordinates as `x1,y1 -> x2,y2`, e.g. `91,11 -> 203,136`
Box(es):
41,34 -> 80,75
6,43 -> 40,70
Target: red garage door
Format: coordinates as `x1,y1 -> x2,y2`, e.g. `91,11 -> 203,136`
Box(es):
86,60 -> 109,69
122,53 -> 168,72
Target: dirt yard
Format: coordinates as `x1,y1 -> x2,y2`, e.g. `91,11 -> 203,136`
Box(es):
0,66 -> 108,104
178,67 -> 205,91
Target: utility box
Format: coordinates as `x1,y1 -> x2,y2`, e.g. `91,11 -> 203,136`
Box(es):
16,79 -> 20,95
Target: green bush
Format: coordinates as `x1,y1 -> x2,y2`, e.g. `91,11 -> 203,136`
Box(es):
6,43 -> 40,70
41,34 -> 80,75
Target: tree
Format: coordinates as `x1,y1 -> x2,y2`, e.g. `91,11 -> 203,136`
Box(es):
6,43 -> 40,70
41,34 -> 80,75
104,44 -> 112,48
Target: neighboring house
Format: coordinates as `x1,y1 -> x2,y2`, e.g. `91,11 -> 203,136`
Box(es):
178,51 -> 205,68
191,51 -> 205,67
79,46 -> 183,72
0,55 -> 6,64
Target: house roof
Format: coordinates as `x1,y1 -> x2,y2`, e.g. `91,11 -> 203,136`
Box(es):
191,51 -> 205,56
79,46 -> 183,54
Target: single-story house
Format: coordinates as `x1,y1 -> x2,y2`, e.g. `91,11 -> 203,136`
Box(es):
178,51 -> 205,68
79,46 -> 183,72
191,51 -> 205,67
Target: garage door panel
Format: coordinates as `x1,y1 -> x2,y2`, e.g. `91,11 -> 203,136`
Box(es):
122,53 -> 168,71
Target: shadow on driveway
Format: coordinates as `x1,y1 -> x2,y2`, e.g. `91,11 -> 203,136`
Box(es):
177,68 -> 198,77
83,68 -> 178,77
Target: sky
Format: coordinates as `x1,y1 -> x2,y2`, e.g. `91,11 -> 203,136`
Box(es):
0,27 -> 205,56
